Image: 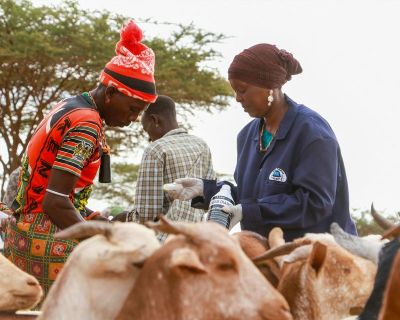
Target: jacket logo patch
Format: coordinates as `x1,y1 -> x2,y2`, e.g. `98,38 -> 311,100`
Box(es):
269,168 -> 287,182
73,142 -> 93,162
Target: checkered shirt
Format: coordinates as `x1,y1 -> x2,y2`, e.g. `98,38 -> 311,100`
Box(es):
127,128 -> 215,239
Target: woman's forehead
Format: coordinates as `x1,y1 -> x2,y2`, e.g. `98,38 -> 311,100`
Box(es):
229,78 -> 249,87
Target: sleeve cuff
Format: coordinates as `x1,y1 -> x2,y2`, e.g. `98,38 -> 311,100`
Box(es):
190,179 -> 218,210
241,202 -> 263,224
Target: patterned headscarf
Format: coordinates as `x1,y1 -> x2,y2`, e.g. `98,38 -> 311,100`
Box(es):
228,43 -> 302,89
100,20 -> 157,103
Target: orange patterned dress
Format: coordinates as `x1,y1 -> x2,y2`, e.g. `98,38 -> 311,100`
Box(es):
4,93 -> 102,296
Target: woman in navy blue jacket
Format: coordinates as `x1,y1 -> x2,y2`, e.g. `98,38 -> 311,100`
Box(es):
165,43 -> 357,241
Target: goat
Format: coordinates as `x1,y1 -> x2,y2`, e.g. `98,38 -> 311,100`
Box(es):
0,253 -> 42,312
116,217 -> 293,320
333,225 -> 400,320
38,222 -> 160,320
331,206 -> 400,320
254,228 -> 376,320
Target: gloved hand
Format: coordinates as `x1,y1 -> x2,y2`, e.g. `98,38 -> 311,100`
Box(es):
221,204 -> 242,230
163,178 -> 204,201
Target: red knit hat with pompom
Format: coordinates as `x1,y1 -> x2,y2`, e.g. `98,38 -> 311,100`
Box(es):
100,20 -> 157,103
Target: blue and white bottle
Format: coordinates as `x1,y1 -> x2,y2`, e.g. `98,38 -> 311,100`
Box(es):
207,184 -> 235,229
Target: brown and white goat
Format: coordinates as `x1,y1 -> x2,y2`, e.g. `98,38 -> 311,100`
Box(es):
116,217 -> 293,320
254,228 -> 377,320
0,253 -> 42,312
334,206 -> 400,320
39,222 -> 160,320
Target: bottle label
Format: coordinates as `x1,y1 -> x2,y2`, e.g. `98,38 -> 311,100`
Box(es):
209,198 -> 233,206
207,195 -> 234,229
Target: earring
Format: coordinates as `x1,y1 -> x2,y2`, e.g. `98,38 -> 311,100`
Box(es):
267,89 -> 274,107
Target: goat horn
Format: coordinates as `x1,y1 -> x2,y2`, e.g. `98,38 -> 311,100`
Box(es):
330,222 -> 380,264
252,241 -> 311,264
371,202 -> 395,230
382,224 -> 400,239
146,215 -> 196,237
55,221 -> 112,240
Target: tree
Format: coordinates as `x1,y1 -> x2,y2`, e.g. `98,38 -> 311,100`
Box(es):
0,0 -> 233,198
93,163 -> 140,206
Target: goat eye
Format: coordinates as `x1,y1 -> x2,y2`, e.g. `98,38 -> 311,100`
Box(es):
218,263 -> 234,271
343,267 -> 351,275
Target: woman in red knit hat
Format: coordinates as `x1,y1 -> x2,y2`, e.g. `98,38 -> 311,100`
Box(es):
3,20 -> 157,298
165,43 -> 357,242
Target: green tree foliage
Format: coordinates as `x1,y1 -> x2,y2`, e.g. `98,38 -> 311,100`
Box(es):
92,163 -> 140,205
0,0 -> 233,198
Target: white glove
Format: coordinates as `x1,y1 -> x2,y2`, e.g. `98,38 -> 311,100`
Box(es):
201,211 -> 209,222
221,204 -> 242,230
163,178 -> 204,201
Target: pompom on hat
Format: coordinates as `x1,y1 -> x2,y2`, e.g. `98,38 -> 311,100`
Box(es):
228,43 -> 302,89
100,20 -> 157,103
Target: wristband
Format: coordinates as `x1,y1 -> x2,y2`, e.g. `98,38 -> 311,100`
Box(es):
46,188 -> 70,198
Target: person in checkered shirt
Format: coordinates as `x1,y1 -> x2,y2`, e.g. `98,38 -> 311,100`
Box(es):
126,95 -> 216,241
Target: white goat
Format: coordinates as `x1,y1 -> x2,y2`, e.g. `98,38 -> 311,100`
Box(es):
0,253 -> 43,311
39,222 -> 160,320
330,222 -> 388,264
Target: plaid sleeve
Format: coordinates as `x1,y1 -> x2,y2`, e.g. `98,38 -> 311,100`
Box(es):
203,145 -> 216,180
53,122 -> 100,176
134,147 -> 165,224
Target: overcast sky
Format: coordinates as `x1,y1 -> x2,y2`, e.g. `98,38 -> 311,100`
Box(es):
29,0 -> 400,214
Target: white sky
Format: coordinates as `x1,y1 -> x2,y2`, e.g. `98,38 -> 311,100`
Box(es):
22,0 -> 400,214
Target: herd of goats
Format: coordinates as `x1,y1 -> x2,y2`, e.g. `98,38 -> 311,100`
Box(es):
0,205 -> 399,320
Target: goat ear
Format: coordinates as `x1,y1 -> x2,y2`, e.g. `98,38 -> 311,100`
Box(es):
268,227 -> 285,248
169,248 -> 206,273
308,241 -> 327,275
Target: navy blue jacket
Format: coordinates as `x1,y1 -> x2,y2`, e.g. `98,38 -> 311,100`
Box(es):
195,95 -> 357,241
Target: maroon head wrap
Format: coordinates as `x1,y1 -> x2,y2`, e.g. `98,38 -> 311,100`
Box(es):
228,44 -> 302,89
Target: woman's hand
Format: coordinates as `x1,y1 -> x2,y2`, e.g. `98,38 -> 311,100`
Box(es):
163,178 -> 204,201
221,204 -> 243,230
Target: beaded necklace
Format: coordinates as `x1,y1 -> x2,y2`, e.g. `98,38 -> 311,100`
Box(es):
87,91 -> 98,110
259,121 -> 275,152
82,92 -> 97,110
